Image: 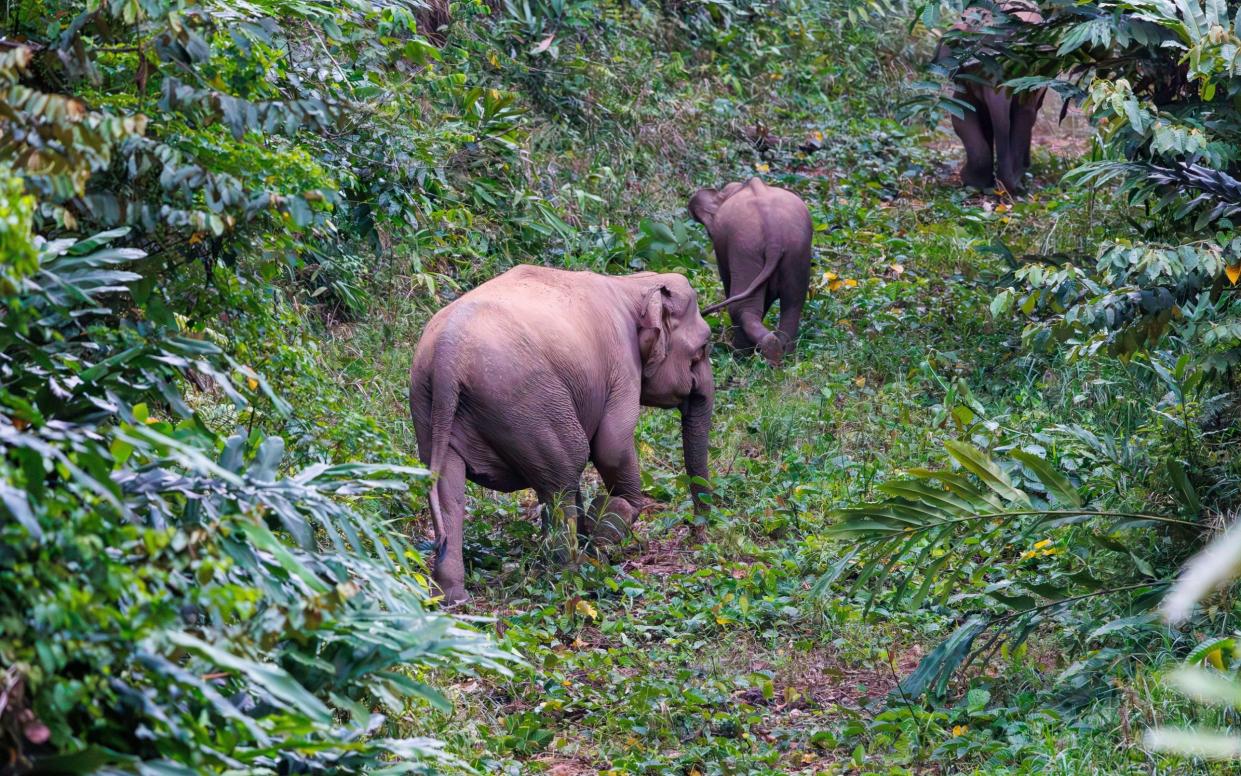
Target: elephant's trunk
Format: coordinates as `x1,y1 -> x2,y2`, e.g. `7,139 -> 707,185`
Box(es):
680,358 -> 714,512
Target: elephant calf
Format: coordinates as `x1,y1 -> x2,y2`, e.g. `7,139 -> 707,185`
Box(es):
689,178 -> 813,366
409,265 -> 715,604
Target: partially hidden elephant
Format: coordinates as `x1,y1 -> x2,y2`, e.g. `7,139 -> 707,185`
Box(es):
688,178 -> 813,366
409,265 -> 715,604
938,0 -> 1046,194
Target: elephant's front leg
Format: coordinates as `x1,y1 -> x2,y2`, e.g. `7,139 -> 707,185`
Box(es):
983,87 -> 1022,194
432,447 -> 470,606
951,88 -> 995,189
590,402 -> 645,538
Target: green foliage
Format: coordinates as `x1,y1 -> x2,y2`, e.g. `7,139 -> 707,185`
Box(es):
0,196 -> 516,771
824,440 -> 1203,699
5,0 -> 1239,771
910,0 -> 1241,371
0,0 -> 533,769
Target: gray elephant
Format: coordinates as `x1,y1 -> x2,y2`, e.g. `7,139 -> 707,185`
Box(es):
688,178 -> 813,366
938,0 -> 1046,194
409,265 -> 714,604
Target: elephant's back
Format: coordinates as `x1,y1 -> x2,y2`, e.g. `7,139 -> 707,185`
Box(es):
715,184 -> 812,255
410,265 -> 613,411
420,265 -> 594,341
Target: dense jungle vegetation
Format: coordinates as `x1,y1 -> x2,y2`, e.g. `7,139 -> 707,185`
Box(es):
3,0 -> 1241,772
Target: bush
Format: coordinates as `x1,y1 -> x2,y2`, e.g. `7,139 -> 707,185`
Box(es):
0,0 -> 526,769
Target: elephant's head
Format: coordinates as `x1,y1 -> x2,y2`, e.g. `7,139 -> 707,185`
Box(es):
635,275 -> 714,511
687,181 -> 747,235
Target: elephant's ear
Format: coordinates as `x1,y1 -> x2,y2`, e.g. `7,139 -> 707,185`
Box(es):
687,188 -> 723,232
638,284 -> 672,378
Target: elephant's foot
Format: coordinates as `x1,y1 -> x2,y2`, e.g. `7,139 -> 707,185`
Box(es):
584,495 -> 637,546
435,582 -> 470,608
996,174 -> 1027,196
960,166 -> 994,190
758,333 -> 783,366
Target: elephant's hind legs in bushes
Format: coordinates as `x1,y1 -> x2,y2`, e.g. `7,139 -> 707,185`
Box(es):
937,0 -> 1047,194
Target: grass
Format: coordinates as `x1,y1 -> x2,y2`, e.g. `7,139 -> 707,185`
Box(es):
292,4 -> 1240,773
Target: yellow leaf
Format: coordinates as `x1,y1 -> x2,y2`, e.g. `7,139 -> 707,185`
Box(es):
823,271 -> 838,281
828,279 -> 843,291
574,599 -> 598,620
995,203 -> 1010,213
1208,648 -> 1225,670
1033,539 -> 1052,549
754,163 -> 770,173
843,278 -> 858,288
854,376 -> 866,387
1226,263 -> 1241,285
890,263 -> 904,275
951,725 -> 969,737
246,377 -> 259,391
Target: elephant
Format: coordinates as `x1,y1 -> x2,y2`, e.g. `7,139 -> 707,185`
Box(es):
688,178 -> 813,366
408,265 -> 715,604
937,0 -> 1046,194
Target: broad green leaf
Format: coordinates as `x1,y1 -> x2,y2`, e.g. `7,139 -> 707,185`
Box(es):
1010,450 -> 1083,508
944,441 -> 1032,508
165,632 -> 333,723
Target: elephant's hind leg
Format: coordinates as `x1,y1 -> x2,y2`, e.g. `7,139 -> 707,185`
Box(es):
431,446 -> 470,606
523,424 -> 591,547
1008,89 -> 1044,188
773,300 -> 803,361
730,299 -> 782,366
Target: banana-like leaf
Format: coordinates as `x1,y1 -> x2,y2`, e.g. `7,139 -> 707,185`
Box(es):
897,616 -> 989,699
945,441 -> 1033,508
1010,449 -> 1083,508
822,440 -> 1186,700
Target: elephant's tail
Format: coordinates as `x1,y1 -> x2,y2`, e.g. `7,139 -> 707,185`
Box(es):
427,366 -> 460,562
701,243 -> 782,316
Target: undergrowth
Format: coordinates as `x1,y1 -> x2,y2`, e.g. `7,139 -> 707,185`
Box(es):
4,0 -> 1238,772
308,3 -> 1235,774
